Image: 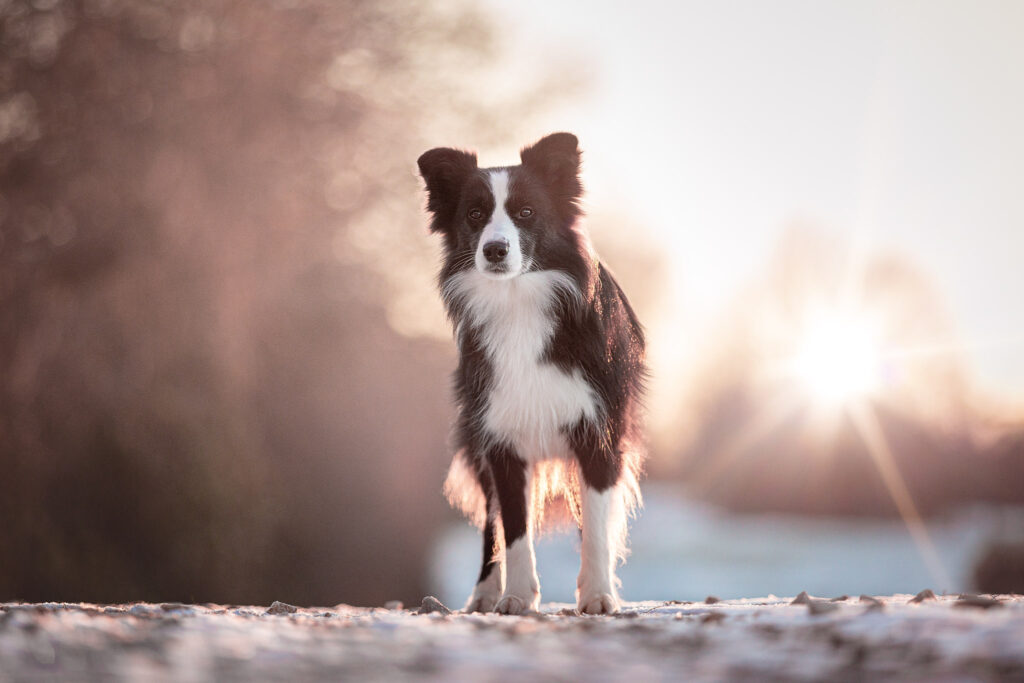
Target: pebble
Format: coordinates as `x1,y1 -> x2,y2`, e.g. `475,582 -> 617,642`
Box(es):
160,602 -> 188,611
705,596 -> 720,604
265,601 -> 298,616
910,589 -> 936,604
416,596 -> 451,615
954,594 -> 1003,610
791,591 -> 811,605
128,605 -> 160,617
859,595 -> 885,610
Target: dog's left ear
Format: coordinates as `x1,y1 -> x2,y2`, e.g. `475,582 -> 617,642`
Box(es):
520,133 -> 582,206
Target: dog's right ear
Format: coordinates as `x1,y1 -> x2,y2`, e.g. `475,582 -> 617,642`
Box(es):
417,147 -> 478,233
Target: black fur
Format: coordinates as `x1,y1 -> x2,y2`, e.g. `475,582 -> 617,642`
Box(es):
418,133 -> 646,605
474,466 -> 500,583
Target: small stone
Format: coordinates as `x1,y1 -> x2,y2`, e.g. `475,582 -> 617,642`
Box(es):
265,601 -> 298,615
807,600 -> 840,616
791,591 -> 811,605
384,600 -> 403,611
954,594 -> 1003,609
859,595 -> 885,610
910,589 -> 936,603
830,595 -> 849,602
159,602 -> 192,613
704,595 -> 720,604
128,604 -> 159,617
416,596 -> 451,615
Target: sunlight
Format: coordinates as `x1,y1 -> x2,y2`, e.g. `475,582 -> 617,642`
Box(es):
792,312 -> 882,406
849,402 -> 953,590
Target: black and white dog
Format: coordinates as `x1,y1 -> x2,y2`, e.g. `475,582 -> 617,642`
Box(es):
417,133 -> 646,615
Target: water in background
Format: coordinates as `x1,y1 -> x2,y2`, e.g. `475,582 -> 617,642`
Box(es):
429,484 -> 1021,606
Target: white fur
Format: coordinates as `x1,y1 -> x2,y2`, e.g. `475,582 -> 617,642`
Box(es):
496,468 -> 540,615
465,559 -> 503,613
443,268 -> 599,461
577,485 -> 625,614
475,170 -> 524,279
497,535 -> 540,614
496,471 -> 541,615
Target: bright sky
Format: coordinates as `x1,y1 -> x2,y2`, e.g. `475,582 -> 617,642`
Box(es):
480,0 -> 1024,406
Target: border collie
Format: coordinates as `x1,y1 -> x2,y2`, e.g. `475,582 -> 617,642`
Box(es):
417,133 -> 646,615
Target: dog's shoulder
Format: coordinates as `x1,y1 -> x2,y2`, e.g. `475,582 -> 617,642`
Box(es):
596,262 -> 645,347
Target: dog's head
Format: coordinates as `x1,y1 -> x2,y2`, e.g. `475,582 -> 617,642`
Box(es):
417,133 -> 584,280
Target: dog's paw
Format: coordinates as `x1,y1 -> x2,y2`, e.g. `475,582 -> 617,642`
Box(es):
495,592 -> 538,615
578,592 -> 620,615
463,569 -> 503,613
465,593 -> 499,613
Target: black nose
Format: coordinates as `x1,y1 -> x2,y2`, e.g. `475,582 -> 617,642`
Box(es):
483,239 -> 509,263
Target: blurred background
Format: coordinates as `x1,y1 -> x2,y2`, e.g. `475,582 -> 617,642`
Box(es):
2,0 -> 1022,607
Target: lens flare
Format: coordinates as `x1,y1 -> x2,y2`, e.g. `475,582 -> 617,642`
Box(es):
792,313 -> 881,405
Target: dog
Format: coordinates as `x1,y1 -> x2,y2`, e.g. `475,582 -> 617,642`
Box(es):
417,133 -> 646,615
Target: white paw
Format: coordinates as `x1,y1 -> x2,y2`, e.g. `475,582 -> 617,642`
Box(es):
464,568 -> 504,613
495,592 -> 538,615
465,591 -> 499,613
578,591 -> 620,615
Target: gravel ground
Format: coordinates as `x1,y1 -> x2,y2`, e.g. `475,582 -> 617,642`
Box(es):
1,594 -> 1022,681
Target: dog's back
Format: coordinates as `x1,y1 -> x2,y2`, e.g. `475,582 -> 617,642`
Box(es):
419,133 -> 645,614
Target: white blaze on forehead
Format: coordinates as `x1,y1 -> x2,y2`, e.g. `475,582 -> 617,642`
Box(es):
476,169 -> 524,278
489,169 -> 510,216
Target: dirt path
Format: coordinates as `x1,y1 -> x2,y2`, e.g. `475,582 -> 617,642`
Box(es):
1,594 -> 1022,681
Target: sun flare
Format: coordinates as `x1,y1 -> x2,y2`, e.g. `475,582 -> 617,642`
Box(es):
792,313 -> 882,405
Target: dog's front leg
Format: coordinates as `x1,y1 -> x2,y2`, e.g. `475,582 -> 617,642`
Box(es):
572,423 -> 624,614
465,467 -> 503,612
488,444 -> 539,615
577,484 -> 623,614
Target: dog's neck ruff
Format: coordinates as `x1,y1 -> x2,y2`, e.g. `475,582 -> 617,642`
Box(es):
443,269 -> 599,460
443,269 -> 581,327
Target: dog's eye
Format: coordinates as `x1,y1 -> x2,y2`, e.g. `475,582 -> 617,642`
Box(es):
468,208 -> 483,221
518,207 -> 534,218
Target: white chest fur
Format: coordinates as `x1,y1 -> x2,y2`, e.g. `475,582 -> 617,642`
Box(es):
446,270 -> 601,460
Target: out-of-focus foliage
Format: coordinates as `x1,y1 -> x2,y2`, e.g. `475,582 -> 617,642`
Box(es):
0,0 -> 553,605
